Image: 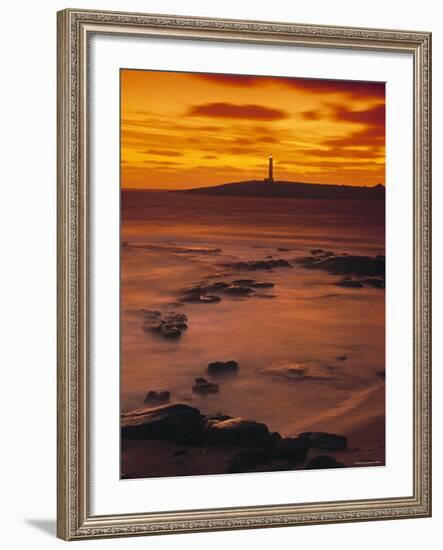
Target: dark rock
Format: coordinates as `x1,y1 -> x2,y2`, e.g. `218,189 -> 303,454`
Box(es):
182,292 -> 221,304
144,390 -> 170,406
295,253 -> 385,278
273,437 -> 310,461
224,285 -> 254,296
299,431 -> 347,451
231,279 -> 274,288
205,417 -> 271,448
336,277 -> 364,288
250,281 -> 274,288
192,377 -> 220,395
306,455 -> 346,469
310,249 -> 334,257
121,404 -> 204,444
162,326 -> 182,338
363,277 -> 385,289
376,369 -> 386,380
227,448 -> 273,473
225,259 -> 292,271
208,360 -> 239,376
267,431 -> 282,448
207,281 -> 231,291
143,311 -> 188,338
336,355 -> 347,361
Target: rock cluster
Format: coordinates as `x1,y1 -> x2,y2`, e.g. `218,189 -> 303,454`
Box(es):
181,278 -> 275,304
225,259 -> 292,271
121,403 -> 349,473
142,310 -> 188,339
294,252 -> 385,289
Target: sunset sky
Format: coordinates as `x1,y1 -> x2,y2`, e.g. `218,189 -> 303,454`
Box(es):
121,69 -> 385,189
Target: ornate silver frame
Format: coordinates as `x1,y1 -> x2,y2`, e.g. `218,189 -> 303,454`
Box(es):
57,8 -> 432,540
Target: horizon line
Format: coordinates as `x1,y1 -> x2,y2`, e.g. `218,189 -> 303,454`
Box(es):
121,179 -> 386,192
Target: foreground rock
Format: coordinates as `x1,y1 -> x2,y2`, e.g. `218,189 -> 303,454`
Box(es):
299,431 -> 347,451
142,310 -> 188,339
227,448 -> 274,473
144,390 -> 170,406
208,360 -> 239,376
192,377 -> 219,395
205,417 -> 271,448
306,455 -> 345,469
273,437 -> 310,461
121,404 -> 204,444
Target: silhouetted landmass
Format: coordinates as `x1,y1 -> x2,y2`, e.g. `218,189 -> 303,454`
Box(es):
177,180 -> 385,200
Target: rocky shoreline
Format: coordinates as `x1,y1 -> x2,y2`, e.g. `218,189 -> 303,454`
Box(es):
121,402 -> 352,478
121,247 -> 385,478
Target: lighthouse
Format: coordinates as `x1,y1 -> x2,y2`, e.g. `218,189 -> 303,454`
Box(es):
265,154 -> 274,183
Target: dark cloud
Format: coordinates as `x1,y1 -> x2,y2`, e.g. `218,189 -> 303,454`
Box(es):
284,78 -> 385,101
192,73 -> 385,101
188,102 -> 288,121
301,110 -> 322,121
332,104 -> 385,127
192,74 -> 262,87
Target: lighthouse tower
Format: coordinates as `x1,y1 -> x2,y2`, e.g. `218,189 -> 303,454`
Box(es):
265,154 -> 274,183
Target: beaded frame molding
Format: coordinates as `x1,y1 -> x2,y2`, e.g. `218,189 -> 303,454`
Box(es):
57,8 -> 431,540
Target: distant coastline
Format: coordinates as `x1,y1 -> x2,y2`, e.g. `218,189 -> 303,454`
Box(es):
122,181 -> 385,200
175,180 -> 385,200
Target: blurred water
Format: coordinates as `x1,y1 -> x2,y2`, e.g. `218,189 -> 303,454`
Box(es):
121,191 -> 385,438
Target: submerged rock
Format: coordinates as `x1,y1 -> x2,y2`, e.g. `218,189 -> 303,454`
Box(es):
231,279 -> 274,288
182,292 -> 221,304
225,259 -> 292,271
121,403 -> 204,444
295,253 -> 385,278
144,390 -> 170,406
306,455 -> 346,469
362,277 -> 385,289
299,431 -> 347,451
224,285 -> 254,296
192,377 -> 220,395
336,277 -> 364,288
205,417 -> 271,448
143,311 -> 188,339
208,360 -> 239,376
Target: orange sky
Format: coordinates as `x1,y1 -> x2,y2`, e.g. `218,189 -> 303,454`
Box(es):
121,69 -> 385,189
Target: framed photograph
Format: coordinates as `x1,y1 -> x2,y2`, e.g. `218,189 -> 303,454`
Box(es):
57,8 -> 431,540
